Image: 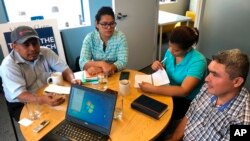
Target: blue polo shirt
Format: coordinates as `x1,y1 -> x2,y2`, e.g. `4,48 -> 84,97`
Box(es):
163,48 -> 207,100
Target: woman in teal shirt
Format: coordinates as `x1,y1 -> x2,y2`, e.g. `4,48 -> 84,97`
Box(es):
139,26 -> 207,120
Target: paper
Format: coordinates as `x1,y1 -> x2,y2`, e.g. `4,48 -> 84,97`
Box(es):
151,69 -> 170,86
44,84 -> 71,94
134,75 -> 152,87
83,70 -> 98,81
50,105 -> 66,111
134,69 -> 170,88
74,70 -> 99,82
74,71 -> 83,80
18,118 -> 33,127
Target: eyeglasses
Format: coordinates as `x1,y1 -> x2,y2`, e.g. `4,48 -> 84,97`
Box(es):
99,22 -> 117,29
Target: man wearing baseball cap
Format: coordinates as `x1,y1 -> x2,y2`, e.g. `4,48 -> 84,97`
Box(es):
11,25 -> 40,44
0,25 -> 81,121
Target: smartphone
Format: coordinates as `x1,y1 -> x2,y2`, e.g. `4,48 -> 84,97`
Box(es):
119,71 -> 130,80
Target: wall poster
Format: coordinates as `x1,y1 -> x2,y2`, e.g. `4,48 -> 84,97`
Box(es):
0,19 -> 66,62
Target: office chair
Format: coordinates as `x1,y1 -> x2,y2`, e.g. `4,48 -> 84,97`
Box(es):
185,11 -> 196,27
175,10 -> 196,28
160,23 -> 176,34
74,56 -> 81,72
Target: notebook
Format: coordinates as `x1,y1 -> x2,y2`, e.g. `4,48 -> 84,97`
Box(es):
131,94 -> 168,120
40,84 -> 117,141
134,69 -> 170,88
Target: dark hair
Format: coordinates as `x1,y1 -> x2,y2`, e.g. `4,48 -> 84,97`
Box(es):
169,26 -> 199,50
95,7 -> 115,23
212,49 -> 249,84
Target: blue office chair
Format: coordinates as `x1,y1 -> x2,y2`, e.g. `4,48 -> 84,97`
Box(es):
74,56 -> 81,72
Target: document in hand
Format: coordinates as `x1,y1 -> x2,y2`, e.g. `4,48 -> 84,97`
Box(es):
134,69 -> 170,88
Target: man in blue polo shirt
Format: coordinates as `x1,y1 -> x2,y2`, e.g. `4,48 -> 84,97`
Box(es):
0,25 -> 81,121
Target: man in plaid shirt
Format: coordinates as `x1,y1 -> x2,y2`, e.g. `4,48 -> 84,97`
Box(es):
168,49 -> 250,141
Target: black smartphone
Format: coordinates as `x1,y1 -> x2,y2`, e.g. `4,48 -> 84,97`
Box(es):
119,71 -> 130,80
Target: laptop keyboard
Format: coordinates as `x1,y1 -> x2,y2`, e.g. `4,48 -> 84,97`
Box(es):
53,121 -> 104,141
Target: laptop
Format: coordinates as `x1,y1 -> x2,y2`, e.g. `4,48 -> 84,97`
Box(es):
40,84 -> 117,141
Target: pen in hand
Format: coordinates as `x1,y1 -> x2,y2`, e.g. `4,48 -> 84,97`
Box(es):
161,57 -> 167,63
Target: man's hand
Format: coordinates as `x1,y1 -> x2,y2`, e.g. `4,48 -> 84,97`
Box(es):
40,94 -> 65,106
71,79 -> 82,85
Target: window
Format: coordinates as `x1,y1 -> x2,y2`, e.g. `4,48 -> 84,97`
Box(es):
159,0 -> 177,5
3,0 -> 91,29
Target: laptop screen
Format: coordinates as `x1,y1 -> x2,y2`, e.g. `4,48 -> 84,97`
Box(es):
66,84 -> 117,135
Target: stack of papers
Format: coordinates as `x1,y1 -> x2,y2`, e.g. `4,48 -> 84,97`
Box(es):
74,71 -> 84,80
74,70 -> 98,83
134,69 -> 170,88
83,70 -> 98,81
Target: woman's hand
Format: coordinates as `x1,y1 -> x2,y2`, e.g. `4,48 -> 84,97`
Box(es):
100,61 -> 116,75
151,61 -> 164,71
138,82 -> 155,93
86,66 -> 103,76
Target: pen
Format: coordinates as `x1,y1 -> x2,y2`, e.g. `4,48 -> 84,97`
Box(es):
161,57 -> 167,63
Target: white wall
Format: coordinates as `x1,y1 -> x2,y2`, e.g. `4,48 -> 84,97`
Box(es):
198,0 -> 250,90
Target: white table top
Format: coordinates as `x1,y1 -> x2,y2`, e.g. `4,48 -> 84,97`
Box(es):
158,10 -> 191,25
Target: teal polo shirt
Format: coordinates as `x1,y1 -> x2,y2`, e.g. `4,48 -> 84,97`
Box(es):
163,48 -> 207,100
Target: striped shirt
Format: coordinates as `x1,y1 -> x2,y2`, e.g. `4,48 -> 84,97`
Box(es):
184,84 -> 250,141
79,29 -> 128,71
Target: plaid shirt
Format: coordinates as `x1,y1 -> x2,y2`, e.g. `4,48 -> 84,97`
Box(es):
79,29 -> 128,71
184,84 -> 250,141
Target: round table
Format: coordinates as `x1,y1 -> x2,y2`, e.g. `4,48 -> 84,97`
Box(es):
20,69 -> 173,141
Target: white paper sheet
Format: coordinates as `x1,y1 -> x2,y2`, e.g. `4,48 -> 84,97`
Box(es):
18,118 -> 33,127
44,84 -> 71,94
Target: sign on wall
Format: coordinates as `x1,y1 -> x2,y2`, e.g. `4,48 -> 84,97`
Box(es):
0,19 -> 66,62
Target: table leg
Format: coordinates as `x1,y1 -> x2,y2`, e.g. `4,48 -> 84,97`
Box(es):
186,21 -> 190,26
159,25 -> 163,60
